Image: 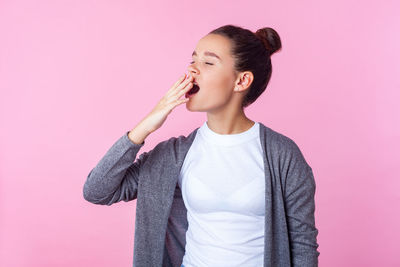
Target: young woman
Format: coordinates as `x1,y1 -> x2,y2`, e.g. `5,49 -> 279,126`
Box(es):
84,24 -> 320,267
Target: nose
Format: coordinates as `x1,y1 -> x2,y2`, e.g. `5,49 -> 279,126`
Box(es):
187,63 -> 199,76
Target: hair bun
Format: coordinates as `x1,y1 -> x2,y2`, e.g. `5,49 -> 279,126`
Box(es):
255,27 -> 282,55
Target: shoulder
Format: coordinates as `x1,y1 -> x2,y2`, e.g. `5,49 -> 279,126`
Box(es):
144,127 -> 199,159
155,127 -> 198,148
259,122 -> 312,170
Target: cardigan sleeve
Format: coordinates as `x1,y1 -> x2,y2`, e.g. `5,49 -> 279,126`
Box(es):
83,131 -> 150,206
283,143 -> 320,267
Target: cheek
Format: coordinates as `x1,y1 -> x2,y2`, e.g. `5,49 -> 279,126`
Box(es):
215,76 -> 235,96
201,85 -> 231,104
201,69 -> 235,97
208,71 -> 233,90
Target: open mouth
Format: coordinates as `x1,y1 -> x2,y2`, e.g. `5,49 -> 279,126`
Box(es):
185,83 -> 200,98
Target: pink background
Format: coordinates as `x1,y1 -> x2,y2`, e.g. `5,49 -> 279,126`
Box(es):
1,0 -> 399,266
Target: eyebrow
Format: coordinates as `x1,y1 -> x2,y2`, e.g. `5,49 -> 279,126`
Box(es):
192,50 -> 221,61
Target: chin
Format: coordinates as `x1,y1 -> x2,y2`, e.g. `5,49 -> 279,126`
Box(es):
185,100 -> 203,112
185,102 -> 197,112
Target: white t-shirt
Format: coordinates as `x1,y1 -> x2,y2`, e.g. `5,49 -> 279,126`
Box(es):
179,121 -> 265,267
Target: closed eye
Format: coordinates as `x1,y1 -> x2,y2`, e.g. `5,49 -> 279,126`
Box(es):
190,61 -> 214,65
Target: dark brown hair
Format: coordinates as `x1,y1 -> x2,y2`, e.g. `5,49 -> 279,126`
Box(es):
209,24 -> 282,108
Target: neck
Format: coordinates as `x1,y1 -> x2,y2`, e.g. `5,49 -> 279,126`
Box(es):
206,109 -> 254,135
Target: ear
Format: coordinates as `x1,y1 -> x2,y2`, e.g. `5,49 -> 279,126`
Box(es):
234,71 -> 254,93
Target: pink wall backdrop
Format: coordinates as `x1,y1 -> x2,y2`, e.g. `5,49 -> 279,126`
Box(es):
1,0 -> 399,266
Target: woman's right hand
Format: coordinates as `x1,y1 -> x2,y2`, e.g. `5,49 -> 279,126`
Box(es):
138,73 -> 194,134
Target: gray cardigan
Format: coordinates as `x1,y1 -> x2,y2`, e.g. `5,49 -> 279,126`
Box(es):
83,122 -> 320,267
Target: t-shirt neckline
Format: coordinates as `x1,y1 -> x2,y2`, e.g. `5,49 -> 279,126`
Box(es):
199,121 -> 259,146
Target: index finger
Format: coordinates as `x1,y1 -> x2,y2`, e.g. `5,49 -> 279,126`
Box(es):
167,73 -> 188,94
